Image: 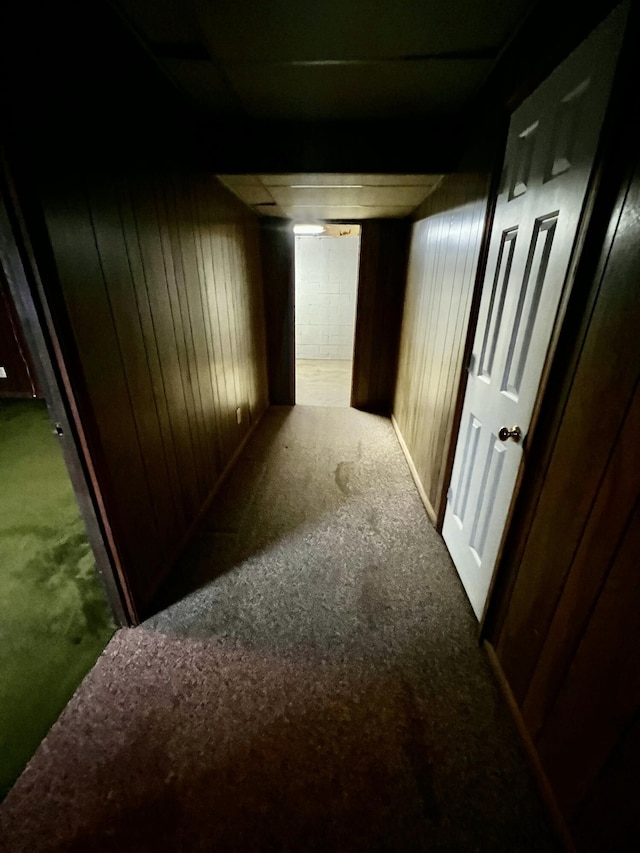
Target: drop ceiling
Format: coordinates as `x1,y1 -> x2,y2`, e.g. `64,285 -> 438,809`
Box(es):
113,0 -> 535,122
111,0 -> 539,206
217,173 -> 443,220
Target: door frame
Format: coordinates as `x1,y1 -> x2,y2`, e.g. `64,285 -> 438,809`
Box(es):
0,146 -> 134,626
292,223 -> 363,407
441,2 -> 632,630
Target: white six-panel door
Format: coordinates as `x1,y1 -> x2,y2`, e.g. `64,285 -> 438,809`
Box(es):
442,6 -> 627,619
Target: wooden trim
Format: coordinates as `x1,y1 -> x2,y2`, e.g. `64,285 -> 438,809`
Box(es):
0,266 -> 41,397
391,414 -> 437,527
260,219 -> 295,406
483,640 -> 577,853
352,220 -> 410,414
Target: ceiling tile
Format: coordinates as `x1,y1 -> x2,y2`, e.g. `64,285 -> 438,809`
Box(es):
164,60 -> 238,113
224,59 -> 493,121
218,173 -> 440,219
269,186 -> 430,207
344,174 -> 441,186
255,205 -> 287,217
285,205 -> 416,220
261,174 -> 366,187
191,0 -> 531,63
115,0 -> 535,138
218,175 -> 265,186
114,0 -> 200,43
260,174 -> 442,187
227,185 -> 275,205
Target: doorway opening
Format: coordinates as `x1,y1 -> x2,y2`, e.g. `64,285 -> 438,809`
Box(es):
0,261 -> 115,799
294,223 -> 361,407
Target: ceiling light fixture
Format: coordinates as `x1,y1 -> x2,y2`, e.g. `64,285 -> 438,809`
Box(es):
293,224 -> 325,235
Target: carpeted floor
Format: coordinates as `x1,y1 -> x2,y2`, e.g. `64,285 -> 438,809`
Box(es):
0,399 -> 115,800
0,406 -> 558,851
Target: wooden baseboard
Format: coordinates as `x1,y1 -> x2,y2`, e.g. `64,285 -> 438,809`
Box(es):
483,640 -> 577,853
391,414 -> 438,527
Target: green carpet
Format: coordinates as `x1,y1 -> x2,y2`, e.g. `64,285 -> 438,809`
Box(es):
0,399 -> 115,799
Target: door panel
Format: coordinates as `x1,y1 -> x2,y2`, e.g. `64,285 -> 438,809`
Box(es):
477,227 -> 518,383
443,5 -> 627,619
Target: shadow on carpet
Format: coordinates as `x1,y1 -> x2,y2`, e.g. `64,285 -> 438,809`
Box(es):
0,628 -> 560,852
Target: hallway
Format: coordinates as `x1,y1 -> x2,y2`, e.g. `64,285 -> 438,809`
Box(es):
0,407 -> 556,851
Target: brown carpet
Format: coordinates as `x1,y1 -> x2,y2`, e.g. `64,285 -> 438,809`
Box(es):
0,407 -> 559,852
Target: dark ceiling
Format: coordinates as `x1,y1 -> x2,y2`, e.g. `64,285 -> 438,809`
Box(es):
112,0 -> 535,123
107,0 -> 533,216
0,0 -> 621,182
102,0 -> 619,174
95,0 -> 621,215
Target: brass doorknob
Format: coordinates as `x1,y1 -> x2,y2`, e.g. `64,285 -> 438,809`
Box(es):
498,425 -> 522,442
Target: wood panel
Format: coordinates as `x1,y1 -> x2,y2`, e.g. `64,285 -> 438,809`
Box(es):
260,219 -> 295,405
571,712 -> 640,850
536,500 -> 640,814
351,220 -> 410,413
0,267 -> 41,398
38,172 -> 269,615
520,383 -> 640,737
1,0 -> 270,618
392,173 -> 492,522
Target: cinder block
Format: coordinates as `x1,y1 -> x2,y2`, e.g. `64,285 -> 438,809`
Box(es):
297,344 -> 320,358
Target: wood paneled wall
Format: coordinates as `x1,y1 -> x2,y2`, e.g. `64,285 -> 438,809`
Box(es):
39,172 -> 268,616
487,135 -> 640,849
260,219 -> 295,405
351,220 -> 410,414
0,268 -> 40,398
392,173 -> 492,524
1,0 -> 270,621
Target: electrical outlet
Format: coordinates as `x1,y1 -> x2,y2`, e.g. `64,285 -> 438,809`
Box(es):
0,367 -> 7,379
236,406 -> 242,425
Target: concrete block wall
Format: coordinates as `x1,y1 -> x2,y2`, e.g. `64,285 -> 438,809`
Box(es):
295,235 -> 360,360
